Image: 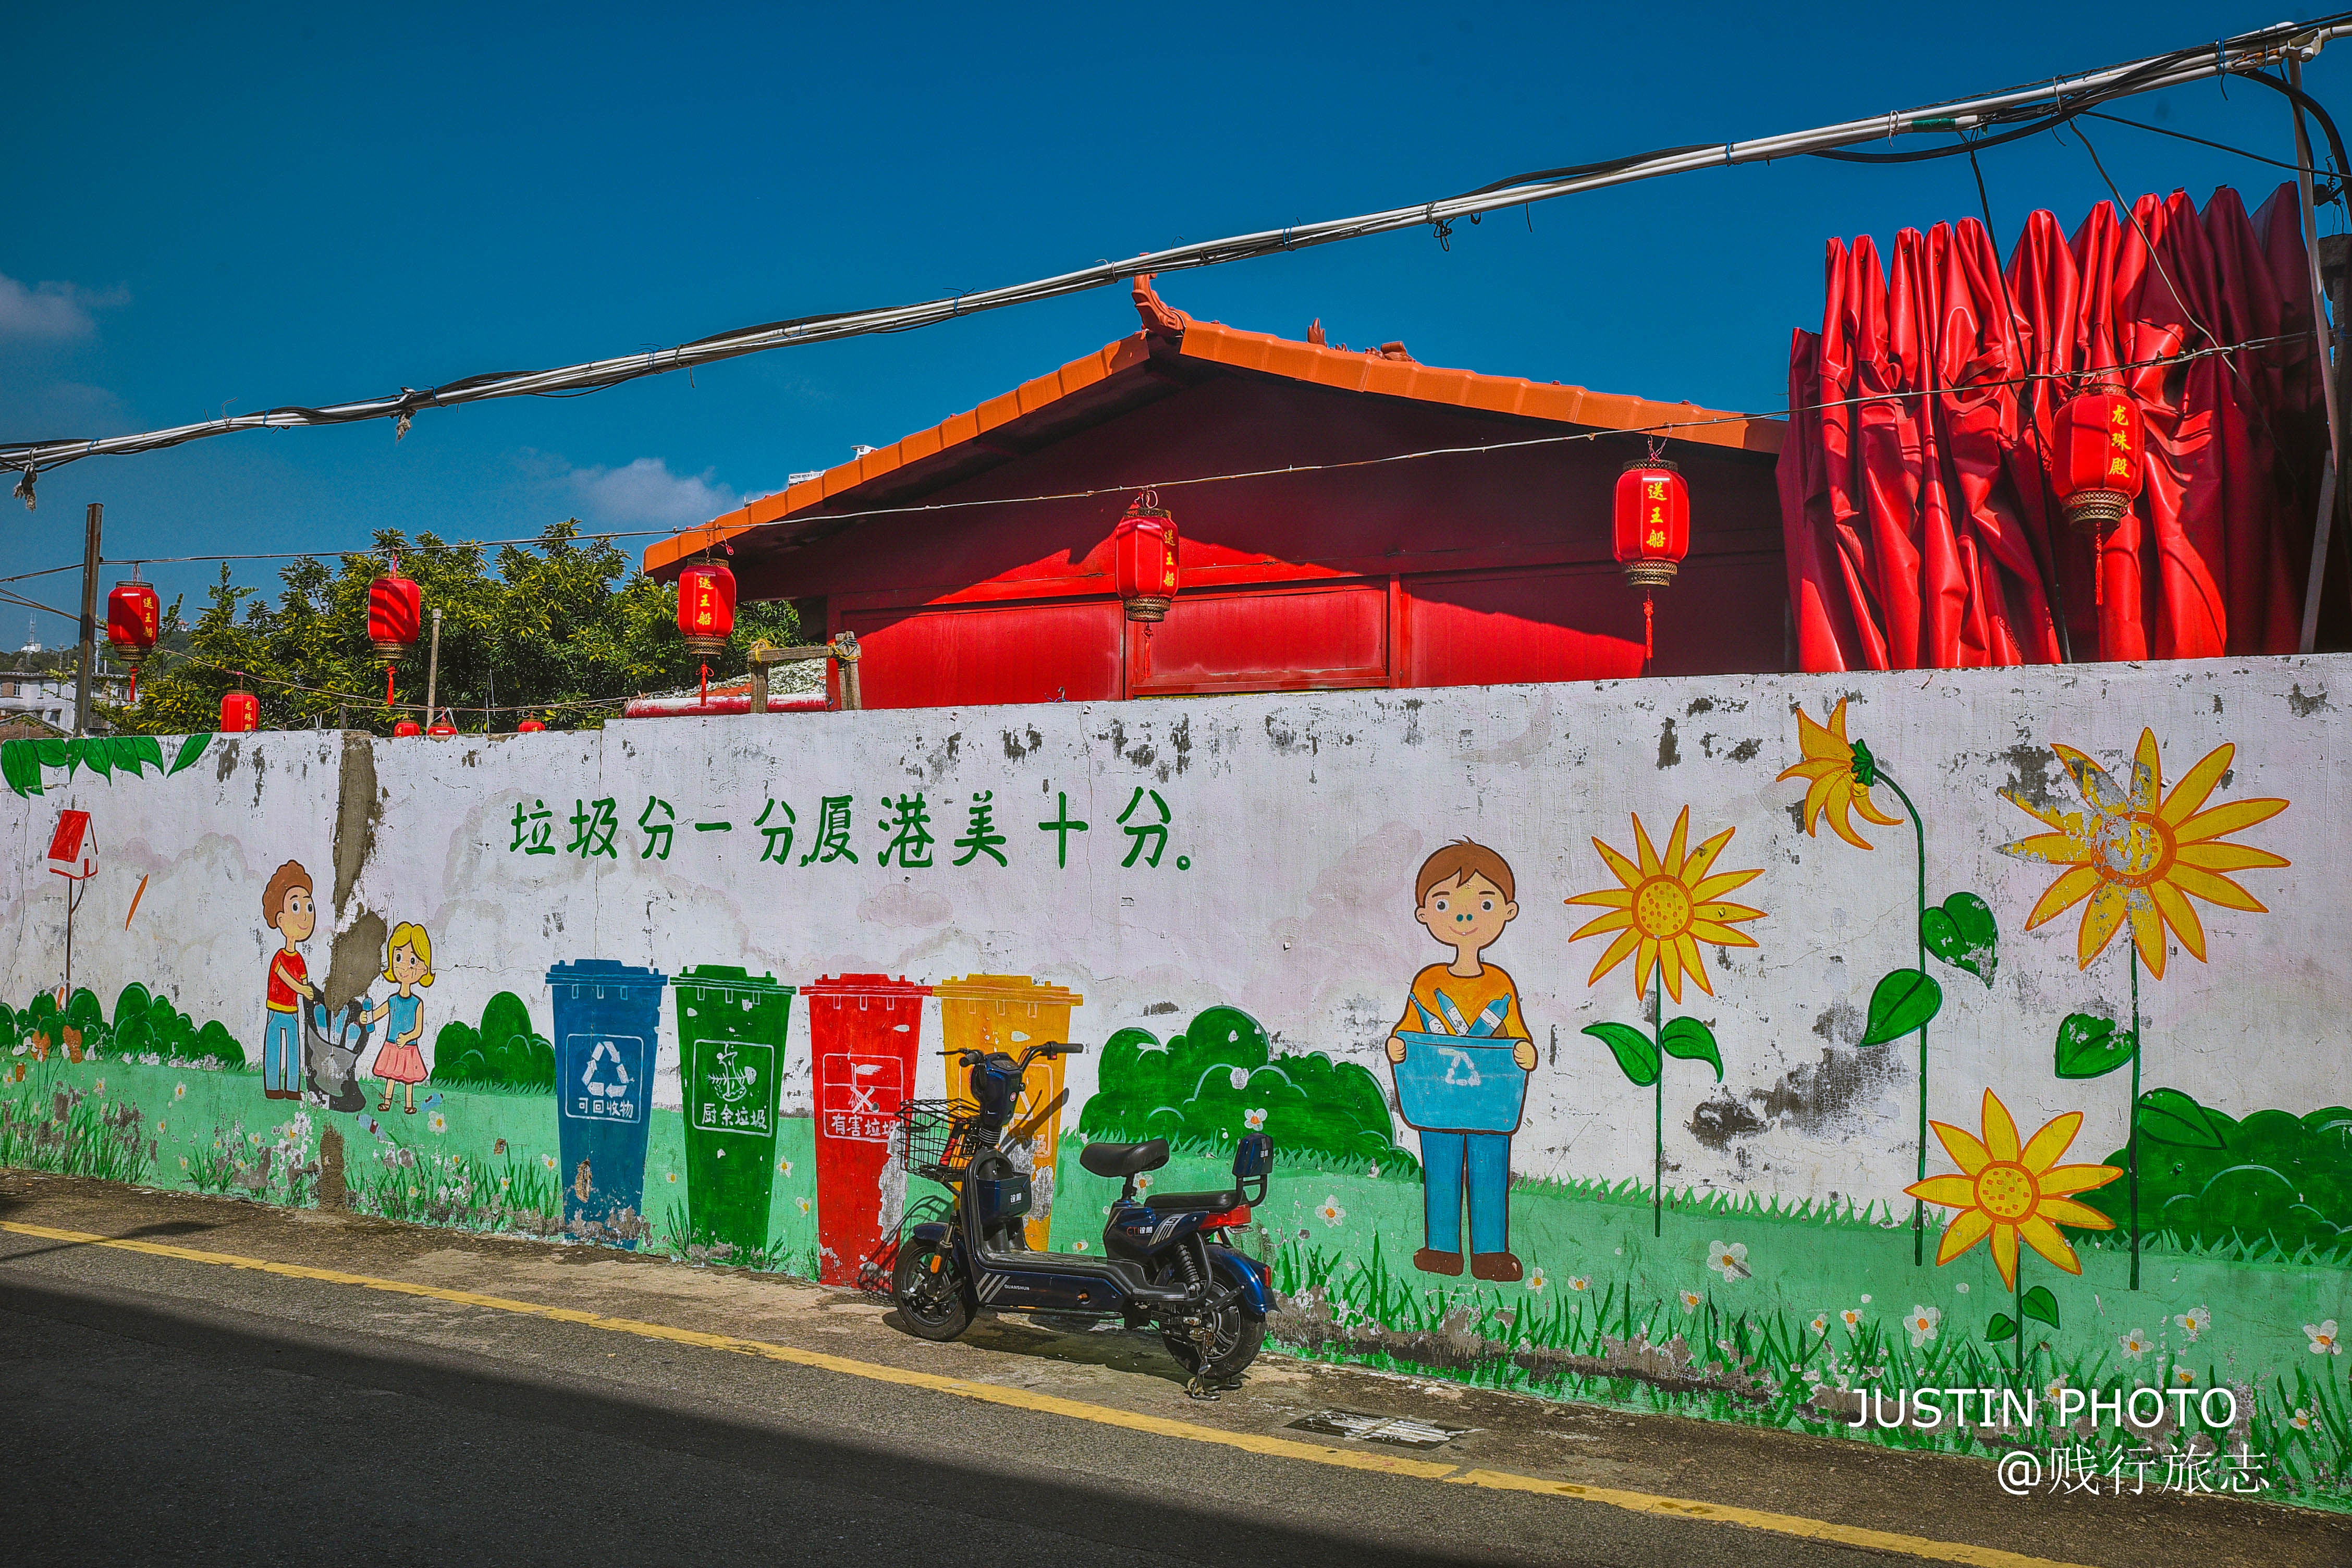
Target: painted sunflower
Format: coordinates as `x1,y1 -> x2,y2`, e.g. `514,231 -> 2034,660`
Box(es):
1567,806 -> 1764,1003
1777,699 -> 1903,850
1904,1089 -> 2121,1289
1998,730 -> 2287,977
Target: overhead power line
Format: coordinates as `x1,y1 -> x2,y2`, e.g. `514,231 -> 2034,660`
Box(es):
4,16 -> 2347,497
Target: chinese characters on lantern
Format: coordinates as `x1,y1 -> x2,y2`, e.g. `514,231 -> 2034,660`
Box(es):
501,785 -> 1190,871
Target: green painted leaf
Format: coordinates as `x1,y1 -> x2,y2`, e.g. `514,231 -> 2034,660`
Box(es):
166,733 -> 213,775
74,738 -> 111,781
1920,892 -> 1998,985
2137,1087 -> 2228,1149
1658,1016 -> 1723,1081
62,737 -> 84,777
2054,1013 -> 2137,1080
1,740 -> 41,797
1985,1312 -> 2018,1343
34,738 -> 68,769
1582,1022 -> 1659,1088
2020,1285 -> 2060,1329
1859,968 -> 1943,1046
112,736 -> 163,776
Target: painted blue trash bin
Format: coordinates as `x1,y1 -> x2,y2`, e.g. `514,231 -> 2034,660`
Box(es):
548,959 -> 668,1247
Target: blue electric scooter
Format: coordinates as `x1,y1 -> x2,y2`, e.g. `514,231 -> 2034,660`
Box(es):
891,1040 -> 1277,1391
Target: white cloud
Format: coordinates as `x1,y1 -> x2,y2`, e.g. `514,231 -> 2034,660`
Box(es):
562,457 -> 742,529
0,274 -> 128,342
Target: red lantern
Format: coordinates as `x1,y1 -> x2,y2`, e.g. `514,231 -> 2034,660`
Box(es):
1111,496 -> 1179,622
2049,389 -> 2145,535
677,561 -> 737,656
1613,460 -> 1690,588
369,572 -> 423,661
392,719 -> 422,737
517,719 -> 547,733
220,690 -> 260,733
427,721 -> 458,737
106,579 -> 161,669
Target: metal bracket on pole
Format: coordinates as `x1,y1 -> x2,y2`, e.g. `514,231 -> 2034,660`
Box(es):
746,631 -> 863,713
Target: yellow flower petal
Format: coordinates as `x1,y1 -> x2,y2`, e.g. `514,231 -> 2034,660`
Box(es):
1682,827 -> 1737,885
1930,1119 -> 1992,1177
2128,891 -> 2168,979
2158,741 -> 2234,826
1982,1091 -> 2022,1164
1823,788 -> 1877,851
1660,939 -> 1688,1004
1586,926 -> 1642,988
1774,755 -> 1836,786
2000,830 -> 2093,866
1675,933 -> 1713,997
2168,864 -> 2270,913
1689,922 -> 1762,949
2128,728 -> 2163,812
2174,796 -> 2288,844
2018,1111 -> 2082,1174
2000,789 -> 2071,832
2077,883 -> 2130,967
1692,901 -> 1766,925
1591,836 -> 1642,888
2019,864 -> 2100,933
1570,910 -> 1636,942
1852,781 -> 1903,827
1691,867 -> 1763,901
2173,841 -> 2289,873
1632,813 -> 1664,879
2037,1162 -> 2123,1196
1990,1221 -> 2022,1290
2054,743 -> 2133,814
1661,807 -> 1691,879
1905,1173 -> 1979,1208
2018,1215 -> 2084,1275
1934,1206 -> 1995,1266
2032,1196 -> 2115,1230
2148,879 -> 2208,964
1565,886 -> 1636,909
1633,936 -> 1662,1002
1826,701 -> 1853,746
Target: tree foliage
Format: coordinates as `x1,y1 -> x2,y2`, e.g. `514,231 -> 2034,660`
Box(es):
111,522 -> 798,734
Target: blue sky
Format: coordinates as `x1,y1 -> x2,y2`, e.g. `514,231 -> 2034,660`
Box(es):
3,2 -> 2345,633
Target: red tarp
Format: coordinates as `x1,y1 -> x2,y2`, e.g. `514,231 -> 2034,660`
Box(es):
1777,183 -> 2330,670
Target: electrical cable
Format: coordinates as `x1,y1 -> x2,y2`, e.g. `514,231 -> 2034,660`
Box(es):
2081,109 -> 2339,183
4,14 -> 2345,487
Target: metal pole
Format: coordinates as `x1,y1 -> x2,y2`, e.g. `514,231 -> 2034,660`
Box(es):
424,607 -> 443,721
74,503 -> 101,734
834,631 -> 862,712
2293,56 -> 2343,654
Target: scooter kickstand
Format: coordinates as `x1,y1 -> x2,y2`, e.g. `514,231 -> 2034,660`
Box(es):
1183,1373 -> 1221,1402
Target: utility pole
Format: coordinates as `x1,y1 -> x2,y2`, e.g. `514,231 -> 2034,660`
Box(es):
73,503 -> 101,735
424,607 -> 443,722
2294,54 -> 2344,654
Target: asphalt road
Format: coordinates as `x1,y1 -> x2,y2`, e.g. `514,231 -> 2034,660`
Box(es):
1,1172 -> 2344,1567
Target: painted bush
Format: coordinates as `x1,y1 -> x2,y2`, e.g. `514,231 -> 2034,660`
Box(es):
1078,1005 -> 1414,1174
0,985 -> 243,1070
2071,1091 -> 2352,1258
430,991 -> 555,1089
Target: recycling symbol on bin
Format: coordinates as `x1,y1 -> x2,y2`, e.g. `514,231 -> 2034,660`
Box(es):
1439,1047 -> 1483,1087
583,1039 -> 634,1099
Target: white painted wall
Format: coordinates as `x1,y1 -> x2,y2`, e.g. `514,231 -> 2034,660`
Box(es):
6,656 -> 2344,1209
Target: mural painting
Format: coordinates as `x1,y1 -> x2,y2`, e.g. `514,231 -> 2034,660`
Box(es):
2,665 -> 2346,1508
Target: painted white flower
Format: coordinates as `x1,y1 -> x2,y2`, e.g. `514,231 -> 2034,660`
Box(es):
1567,1276 -> 1590,1294
1954,1282 -> 1970,1295
1839,1307 -> 1864,1333
2289,1407 -> 2316,1431
2306,1319 -> 2342,1355
1367,1163 -> 1380,1179
2118,1328 -> 2153,1359
797,1196 -> 812,1214
1858,1293 -> 1871,1305
777,1158 -> 792,1176
1809,1313 -> 1831,1336
156,1120 -> 166,1134
1905,1305 -> 1942,1349
1229,1067 -> 1250,1091
178,1157 -> 189,1170
666,1171 -> 678,1183
427,1111 -> 447,1135
1072,1240 -> 1089,1253
1318,1196 -> 1346,1227
1244,1107 -> 1268,1131
94,1078 -> 105,1095
541,1154 -> 557,1171
173,1083 -> 187,1101
1135,1174 -> 1153,1192
2172,1367 -> 2196,1387
2043,1379 -> 2067,1408
1680,1289 -> 1704,1312
2176,1305 -> 2211,1341
1705,1240 -> 1750,1281
1527,1267 -> 1548,1292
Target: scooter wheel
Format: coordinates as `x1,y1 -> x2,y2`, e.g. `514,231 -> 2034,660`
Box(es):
1162,1303 -> 1265,1384
891,1237 -> 972,1342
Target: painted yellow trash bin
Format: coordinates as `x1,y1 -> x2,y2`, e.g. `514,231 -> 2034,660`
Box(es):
936,974 -> 1083,1251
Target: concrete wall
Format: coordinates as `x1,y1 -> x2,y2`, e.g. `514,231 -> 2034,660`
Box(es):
5,656 -> 2347,1496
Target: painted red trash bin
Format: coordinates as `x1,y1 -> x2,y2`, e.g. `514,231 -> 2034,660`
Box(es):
802,973 -> 930,1286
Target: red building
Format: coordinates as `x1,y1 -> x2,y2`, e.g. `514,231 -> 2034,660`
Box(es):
646,280 -> 1786,709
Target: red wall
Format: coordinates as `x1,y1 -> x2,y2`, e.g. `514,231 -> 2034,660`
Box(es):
779,373 -> 1785,708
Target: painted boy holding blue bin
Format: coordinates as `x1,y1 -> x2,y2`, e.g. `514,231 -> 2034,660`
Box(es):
1386,840 -> 1535,1282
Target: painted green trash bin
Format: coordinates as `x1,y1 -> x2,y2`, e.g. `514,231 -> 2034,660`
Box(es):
676,965 -> 794,1258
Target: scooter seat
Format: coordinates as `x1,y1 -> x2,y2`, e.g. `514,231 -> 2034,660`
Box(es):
1143,1187 -> 1244,1214
1077,1138 -> 1169,1178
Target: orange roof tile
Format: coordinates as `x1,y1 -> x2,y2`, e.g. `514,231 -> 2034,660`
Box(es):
646,305 -> 1779,578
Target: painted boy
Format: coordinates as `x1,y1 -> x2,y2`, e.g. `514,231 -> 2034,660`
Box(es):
1386,839 -> 1535,1282
259,860 -> 320,1099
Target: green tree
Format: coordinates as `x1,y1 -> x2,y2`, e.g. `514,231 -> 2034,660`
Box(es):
108,522 -> 797,734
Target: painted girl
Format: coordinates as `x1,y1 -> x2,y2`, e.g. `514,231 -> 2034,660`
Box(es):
366,922 -> 434,1113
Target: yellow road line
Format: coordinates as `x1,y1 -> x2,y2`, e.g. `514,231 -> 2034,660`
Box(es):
2,1220 -> 2097,1568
